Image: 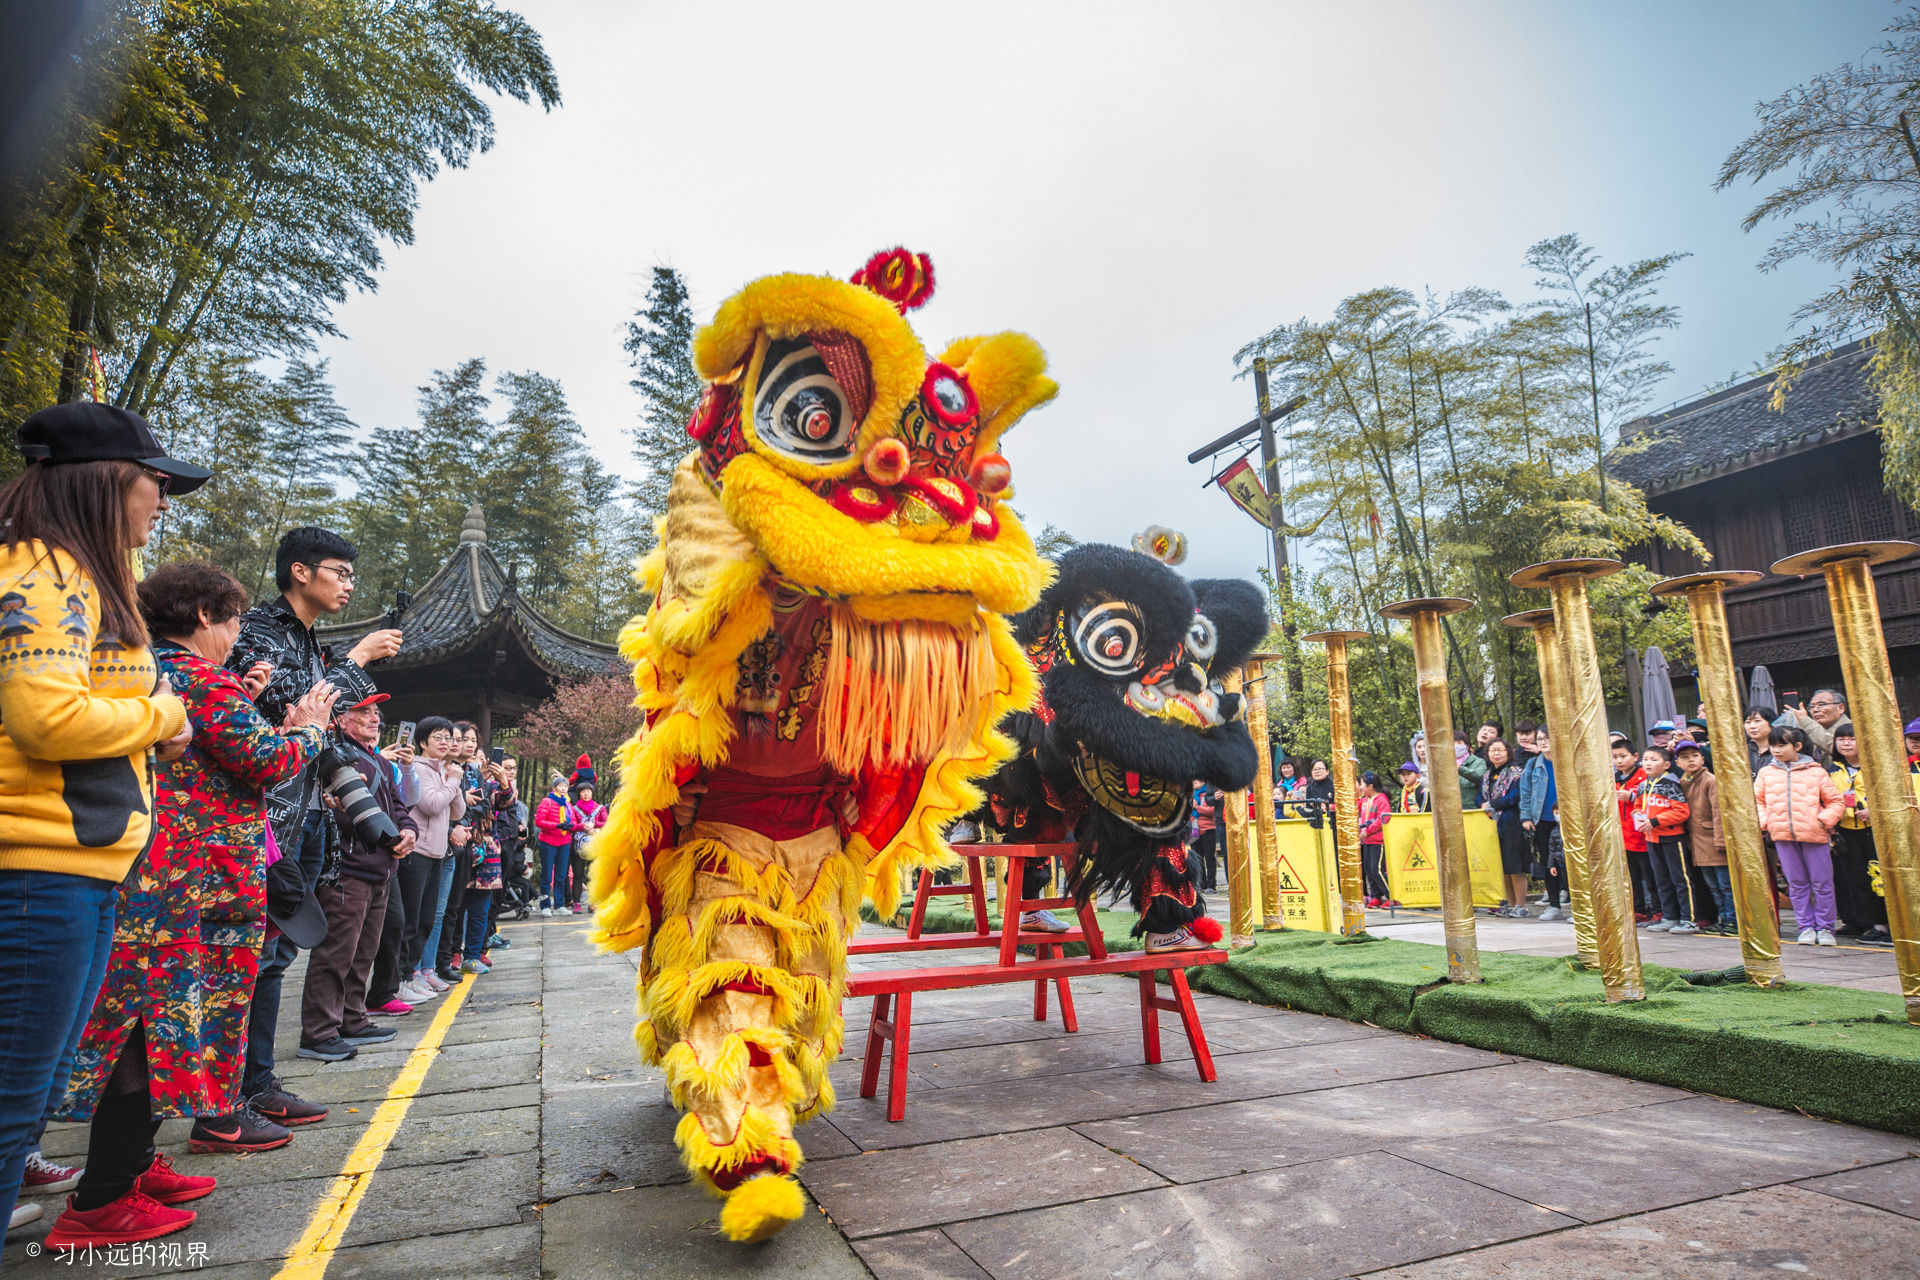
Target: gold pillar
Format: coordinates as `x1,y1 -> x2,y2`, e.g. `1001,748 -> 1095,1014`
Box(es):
1772,542 -> 1920,1023
1511,559 -> 1644,1002
1379,597 -> 1481,982
1305,630 -> 1371,936
1244,656 -> 1285,929
1220,668 -> 1260,947
1648,572 -> 1783,987
1502,610 -> 1598,970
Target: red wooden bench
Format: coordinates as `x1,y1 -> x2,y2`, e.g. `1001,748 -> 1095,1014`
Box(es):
845,843 -> 1225,1121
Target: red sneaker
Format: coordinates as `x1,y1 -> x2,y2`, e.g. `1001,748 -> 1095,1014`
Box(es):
374,998 -> 414,1016
43,1190 -> 194,1249
136,1153 -> 216,1205
21,1150 -> 81,1195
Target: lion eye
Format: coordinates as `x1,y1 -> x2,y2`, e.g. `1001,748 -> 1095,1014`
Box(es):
754,338 -> 857,463
1072,600 -> 1146,676
1186,614 -> 1218,662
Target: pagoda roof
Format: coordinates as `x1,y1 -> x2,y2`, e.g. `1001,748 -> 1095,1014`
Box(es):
317,506 -> 623,682
1611,337 -> 1878,496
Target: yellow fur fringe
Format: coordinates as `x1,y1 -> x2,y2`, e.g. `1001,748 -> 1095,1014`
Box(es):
716,1172 -> 807,1243
818,606 -> 997,773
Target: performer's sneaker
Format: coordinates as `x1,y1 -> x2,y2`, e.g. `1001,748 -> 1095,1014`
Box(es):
135,1153 -> 217,1204
1144,926 -> 1209,954
1020,910 -> 1071,933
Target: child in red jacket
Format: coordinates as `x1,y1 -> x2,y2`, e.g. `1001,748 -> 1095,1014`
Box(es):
1633,745 -> 1695,934
1611,738 -> 1656,921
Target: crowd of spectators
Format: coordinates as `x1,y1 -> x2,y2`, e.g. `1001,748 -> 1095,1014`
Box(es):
1195,696 -> 1896,947
0,404 -> 606,1251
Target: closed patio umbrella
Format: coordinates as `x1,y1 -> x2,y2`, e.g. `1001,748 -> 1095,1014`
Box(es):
1642,645 -> 1680,739
1748,664 -> 1777,712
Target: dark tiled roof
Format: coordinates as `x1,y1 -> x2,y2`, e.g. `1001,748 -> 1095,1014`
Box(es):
317,523 -> 622,680
1611,338 -> 1878,495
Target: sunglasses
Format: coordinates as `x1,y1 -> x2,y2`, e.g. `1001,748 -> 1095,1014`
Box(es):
141,467 -> 172,497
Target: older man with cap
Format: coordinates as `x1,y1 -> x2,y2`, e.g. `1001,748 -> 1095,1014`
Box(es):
1791,690 -> 1848,766
296,695 -> 416,1064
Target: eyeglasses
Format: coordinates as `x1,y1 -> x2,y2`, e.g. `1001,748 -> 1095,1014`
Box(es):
141,468 -> 172,497
303,562 -> 357,584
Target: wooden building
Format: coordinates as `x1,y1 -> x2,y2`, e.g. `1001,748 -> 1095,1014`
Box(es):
316,506 -> 624,742
1611,336 -> 1920,709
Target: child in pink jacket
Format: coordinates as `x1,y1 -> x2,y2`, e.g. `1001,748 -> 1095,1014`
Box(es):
1752,725 -> 1845,946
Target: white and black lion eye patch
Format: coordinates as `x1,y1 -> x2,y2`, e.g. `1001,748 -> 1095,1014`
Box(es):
1071,599 -> 1148,676
754,337 -> 857,463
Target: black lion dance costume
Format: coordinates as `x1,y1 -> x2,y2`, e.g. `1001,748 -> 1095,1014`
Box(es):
593,249 -> 1055,1241
994,542 -> 1266,949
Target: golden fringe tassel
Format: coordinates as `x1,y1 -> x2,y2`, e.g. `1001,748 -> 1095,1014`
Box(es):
818,606 -> 997,772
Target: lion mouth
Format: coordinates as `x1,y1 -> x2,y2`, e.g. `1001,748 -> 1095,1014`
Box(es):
1124,679 -> 1229,729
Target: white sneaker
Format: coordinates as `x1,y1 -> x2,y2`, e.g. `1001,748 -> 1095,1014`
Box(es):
542,907 -> 552,917
1667,920 -> 1700,935
1796,928 -> 1818,946
1816,929 -> 1837,946
9,1201 -> 42,1232
1020,910 -> 1071,933
1538,907 -> 1561,922
1647,921 -> 1675,932
396,980 -> 434,1004
1144,926 -> 1207,954
419,970 -> 451,993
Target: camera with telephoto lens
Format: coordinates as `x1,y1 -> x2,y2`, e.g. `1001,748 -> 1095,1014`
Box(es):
315,741 -> 400,849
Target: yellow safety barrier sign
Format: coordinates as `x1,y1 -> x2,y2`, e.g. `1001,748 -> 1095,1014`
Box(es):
1382,809 -> 1508,908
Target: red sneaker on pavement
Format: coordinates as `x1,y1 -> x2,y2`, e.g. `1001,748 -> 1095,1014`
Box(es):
374,998 -> 414,1017
21,1151 -> 81,1195
135,1153 -> 216,1205
43,1190 -> 194,1249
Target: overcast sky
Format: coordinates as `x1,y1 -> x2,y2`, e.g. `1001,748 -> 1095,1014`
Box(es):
314,0 -> 1891,583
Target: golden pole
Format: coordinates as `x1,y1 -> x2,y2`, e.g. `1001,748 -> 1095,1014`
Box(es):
1502,610 -> 1598,970
1648,572 -> 1782,987
1772,541 -> 1920,1023
1511,559 -> 1644,1002
1244,656 -> 1285,929
1305,630 -> 1371,935
1220,667 -> 1260,947
1379,597 -> 1481,982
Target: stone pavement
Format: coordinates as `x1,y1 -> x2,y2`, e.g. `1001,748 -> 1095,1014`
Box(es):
5,913 -> 1917,1279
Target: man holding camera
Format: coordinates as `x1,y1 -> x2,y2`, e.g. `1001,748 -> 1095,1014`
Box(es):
299,696 -> 418,1061
225,528 -> 402,1120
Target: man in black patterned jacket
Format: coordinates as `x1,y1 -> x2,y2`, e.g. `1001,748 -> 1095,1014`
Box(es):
223,526 -> 402,1123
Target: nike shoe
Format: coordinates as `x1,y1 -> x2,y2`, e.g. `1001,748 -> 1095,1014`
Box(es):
188,1105 -> 293,1155
246,1079 -> 327,1127
1019,910 -> 1071,933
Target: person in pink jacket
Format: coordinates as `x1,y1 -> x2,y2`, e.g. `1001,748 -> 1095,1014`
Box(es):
533,771 -> 577,916
1752,725 -> 1844,946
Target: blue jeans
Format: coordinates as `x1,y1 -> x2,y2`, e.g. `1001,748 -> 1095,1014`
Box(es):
0,871 -> 117,1226
246,808 -> 327,1097
417,858 -> 455,973
463,889 -> 495,962
541,844 -> 570,908
1701,865 -> 1735,925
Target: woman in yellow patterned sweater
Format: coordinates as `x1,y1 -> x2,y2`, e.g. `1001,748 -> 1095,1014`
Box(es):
0,403 -> 206,1239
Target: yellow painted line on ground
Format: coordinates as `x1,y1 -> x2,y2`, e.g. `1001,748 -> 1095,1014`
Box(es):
271,974 -> 477,1280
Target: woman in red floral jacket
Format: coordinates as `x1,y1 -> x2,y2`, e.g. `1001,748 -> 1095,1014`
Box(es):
46,564 -> 332,1250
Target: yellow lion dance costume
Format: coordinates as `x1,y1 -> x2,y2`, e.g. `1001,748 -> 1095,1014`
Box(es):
591,249 -> 1055,1241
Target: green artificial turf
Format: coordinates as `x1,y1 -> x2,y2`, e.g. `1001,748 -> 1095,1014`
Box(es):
860,899 -> 1920,1136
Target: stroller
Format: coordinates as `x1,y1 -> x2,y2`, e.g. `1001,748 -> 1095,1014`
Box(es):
497,841 -> 538,920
